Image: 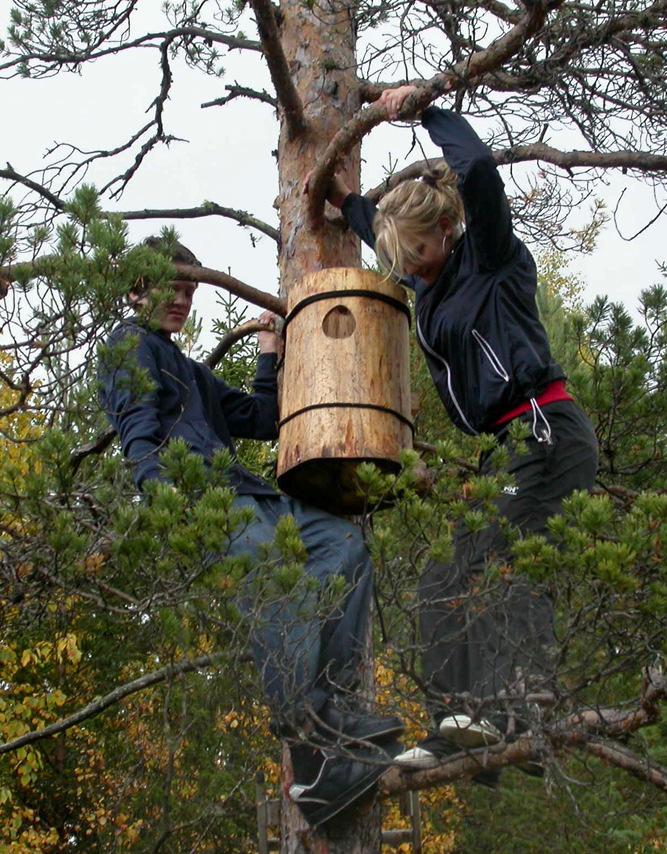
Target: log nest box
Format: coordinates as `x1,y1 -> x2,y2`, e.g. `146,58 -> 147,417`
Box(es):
277,268 -> 412,514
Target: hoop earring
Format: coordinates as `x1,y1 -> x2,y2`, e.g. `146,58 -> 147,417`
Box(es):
441,235 -> 448,255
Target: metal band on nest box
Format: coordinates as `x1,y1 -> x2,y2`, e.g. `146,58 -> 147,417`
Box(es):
279,402 -> 414,434
283,289 -> 412,328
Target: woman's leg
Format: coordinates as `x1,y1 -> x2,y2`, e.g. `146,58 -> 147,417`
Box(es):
419,401 -> 598,723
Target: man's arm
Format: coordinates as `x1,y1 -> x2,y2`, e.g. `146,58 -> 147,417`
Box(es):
98,328 -> 166,488
209,311 -> 280,441
212,352 -> 280,441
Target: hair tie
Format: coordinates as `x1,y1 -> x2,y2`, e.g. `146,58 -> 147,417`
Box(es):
421,173 -> 438,188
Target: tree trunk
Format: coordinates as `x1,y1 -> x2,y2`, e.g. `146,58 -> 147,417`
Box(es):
275,1 -> 379,851
276,0 -> 361,291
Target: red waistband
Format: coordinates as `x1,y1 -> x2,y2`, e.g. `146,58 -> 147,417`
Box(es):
494,380 -> 573,428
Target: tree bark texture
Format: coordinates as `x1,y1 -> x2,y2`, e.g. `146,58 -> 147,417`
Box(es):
276,0 -> 362,292
273,1 -> 374,850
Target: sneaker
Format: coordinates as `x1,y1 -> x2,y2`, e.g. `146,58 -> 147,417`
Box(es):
290,744 -> 401,828
395,733 -> 455,769
313,704 -> 404,746
395,734 -> 501,789
439,714 -> 544,777
438,714 -> 502,748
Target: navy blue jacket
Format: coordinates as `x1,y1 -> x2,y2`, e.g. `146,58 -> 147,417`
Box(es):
342,106 -> 563,435
99,319 -> 279,494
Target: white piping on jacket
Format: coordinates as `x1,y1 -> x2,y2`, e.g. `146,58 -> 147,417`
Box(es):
472,328 -> 510,382
530,398 -> 553,444
416,318 -> 479,435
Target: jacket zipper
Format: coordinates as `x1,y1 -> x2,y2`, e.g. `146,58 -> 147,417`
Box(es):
472,329 -> 510,382
416,318 -> 479,435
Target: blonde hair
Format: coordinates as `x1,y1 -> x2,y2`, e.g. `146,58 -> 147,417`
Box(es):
374,164 -> 465,278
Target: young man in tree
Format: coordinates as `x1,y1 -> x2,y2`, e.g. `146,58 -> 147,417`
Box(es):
97,235 -> 403,828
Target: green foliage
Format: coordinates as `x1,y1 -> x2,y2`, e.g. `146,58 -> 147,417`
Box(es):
1,192 -> 667,850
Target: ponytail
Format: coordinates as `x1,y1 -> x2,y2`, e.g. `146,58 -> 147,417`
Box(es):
374,163 -> 464,278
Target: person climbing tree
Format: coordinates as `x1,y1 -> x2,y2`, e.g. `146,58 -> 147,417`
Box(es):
308,85 -> 599,782
97,235 -> 403,827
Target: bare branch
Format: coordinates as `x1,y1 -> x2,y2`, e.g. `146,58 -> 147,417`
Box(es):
201,84 -> 278,110
248,0 -> 305,138
362,145 -> 667,208
174,263 -> 286,316
308,0 -> 556,227
364,158 -> 435,204
0,165 -> 67,211
0,164 -> 279,241
117,205 -> 279,243
0,654 -> 225,756
70,427 -> 117,472
494,144 -> 667,173
205,319 -> 271,370
585,741 -> 667,792
104,36 -> 178,199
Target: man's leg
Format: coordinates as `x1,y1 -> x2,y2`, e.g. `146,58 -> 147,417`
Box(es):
231,493 -> 401,826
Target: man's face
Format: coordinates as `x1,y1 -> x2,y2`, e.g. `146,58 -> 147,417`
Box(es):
133,280 -> 197,335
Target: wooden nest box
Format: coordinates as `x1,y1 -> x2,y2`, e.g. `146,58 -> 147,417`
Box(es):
277,268 -> 412,514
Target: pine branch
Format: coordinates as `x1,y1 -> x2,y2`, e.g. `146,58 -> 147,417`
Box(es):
248,0 -> 306,138
0,27 -> 261,75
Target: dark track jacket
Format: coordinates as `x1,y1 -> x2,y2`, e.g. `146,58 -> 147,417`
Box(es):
341,106 -> 564,435
99,319 -> 279,494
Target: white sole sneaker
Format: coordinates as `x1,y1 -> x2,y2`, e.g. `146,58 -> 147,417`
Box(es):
439,714 -> 501,747
394,746 -> 440,769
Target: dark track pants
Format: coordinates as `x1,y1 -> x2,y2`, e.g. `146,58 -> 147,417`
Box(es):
419,401 -> 598,719
231,494 -> 373,727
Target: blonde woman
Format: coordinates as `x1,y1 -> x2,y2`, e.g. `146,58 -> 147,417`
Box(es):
312,86 -> 598,780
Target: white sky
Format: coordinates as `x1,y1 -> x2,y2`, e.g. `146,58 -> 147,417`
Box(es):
2,7 -> 664,341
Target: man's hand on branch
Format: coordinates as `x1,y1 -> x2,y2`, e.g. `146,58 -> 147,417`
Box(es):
303,169 -> 352,210
257,311 -> 282,355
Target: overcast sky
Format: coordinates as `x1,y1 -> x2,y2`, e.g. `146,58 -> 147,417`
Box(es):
2,7 -> 664,340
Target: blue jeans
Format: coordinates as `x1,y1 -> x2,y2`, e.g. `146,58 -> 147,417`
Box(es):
231,493 -> 373,726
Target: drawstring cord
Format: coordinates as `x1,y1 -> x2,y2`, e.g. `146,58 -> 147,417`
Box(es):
530,398 -> 553,445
